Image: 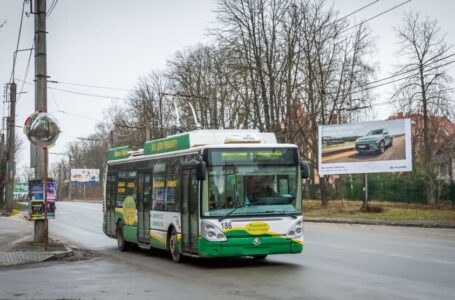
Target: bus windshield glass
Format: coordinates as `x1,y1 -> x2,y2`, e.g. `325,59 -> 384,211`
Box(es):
203,148 -> 301,217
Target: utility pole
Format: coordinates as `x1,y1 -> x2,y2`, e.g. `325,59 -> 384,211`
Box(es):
34,0 -> 47,242
0,133 -> 5,206
5,82 -> 17,215
68,154 -> 71,200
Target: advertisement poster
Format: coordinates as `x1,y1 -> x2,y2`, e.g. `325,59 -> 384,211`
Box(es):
318,119 -> 412,175
28,179 -> 56,220
71,169 -> 100,183
47,181 -> 56,218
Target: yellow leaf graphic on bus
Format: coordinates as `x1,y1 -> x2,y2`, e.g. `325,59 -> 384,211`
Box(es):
123,196 -> 137,225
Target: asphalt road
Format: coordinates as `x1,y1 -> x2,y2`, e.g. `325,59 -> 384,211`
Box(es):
1,201 -> 455,299
323,135 -> 406,163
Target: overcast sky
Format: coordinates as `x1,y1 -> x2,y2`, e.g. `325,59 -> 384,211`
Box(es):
1,0 -> 454,175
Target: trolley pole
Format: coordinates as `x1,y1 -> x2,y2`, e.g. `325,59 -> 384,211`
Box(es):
33,0 -> 48,243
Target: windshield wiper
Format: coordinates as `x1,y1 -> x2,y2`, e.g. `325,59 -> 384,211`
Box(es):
218,204 -> 247,222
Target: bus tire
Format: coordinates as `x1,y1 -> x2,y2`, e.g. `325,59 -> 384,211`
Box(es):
253,255 -> 267,260
116,221 -> 130,252
169,228 -> 183,263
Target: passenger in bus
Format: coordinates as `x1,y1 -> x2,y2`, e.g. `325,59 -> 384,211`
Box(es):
258,185 -> 276,197
209,191 -> 216,209
226,196 -> 234,208
251,177 -> 276,203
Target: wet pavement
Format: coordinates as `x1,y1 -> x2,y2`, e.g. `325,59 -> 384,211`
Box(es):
0,201 -> 455,299
0,215 -> 72,267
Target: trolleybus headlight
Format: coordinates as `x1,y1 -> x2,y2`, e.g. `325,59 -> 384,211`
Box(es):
201,221 -> 227,242
286,220 -> 303,239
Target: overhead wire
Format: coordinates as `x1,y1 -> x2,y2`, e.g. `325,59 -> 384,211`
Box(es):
349,59 -> 455,96
15,80 -> 126,100
9,0 -> 27,83
17,40 -> 35,102
340,0 -> 412,34
48,86 -> 125,100
52,80 -> 133,92
336,0 -> 380,23
46,0 -> 59,17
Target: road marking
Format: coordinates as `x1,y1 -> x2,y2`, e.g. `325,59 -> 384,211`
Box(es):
307,241 -> 455,266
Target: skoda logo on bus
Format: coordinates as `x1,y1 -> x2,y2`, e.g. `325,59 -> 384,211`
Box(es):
253,237 -> 261,246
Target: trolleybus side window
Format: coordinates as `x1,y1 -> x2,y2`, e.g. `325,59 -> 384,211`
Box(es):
152,176 -> 165,210
116,171 -> 137,207
151,158 -> 180,212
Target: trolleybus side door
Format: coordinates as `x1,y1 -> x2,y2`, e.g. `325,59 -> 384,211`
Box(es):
106,173 -> 117,236
180,166 -> 199,254
137,172 -> 152,244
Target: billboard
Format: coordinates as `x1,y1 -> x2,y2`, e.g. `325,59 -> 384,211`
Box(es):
318,119 -> 412,175
71,169 -> 100,183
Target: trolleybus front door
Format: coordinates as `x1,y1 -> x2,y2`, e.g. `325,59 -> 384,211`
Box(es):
181,167 -> 199,254
106,174 -> 117,237
137,172 -> 152,244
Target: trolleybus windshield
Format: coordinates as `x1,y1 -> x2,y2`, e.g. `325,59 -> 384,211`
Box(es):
203,148 -> 301,217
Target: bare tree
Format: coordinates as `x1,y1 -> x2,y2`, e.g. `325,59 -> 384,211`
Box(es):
291,0 -> 374,206
392,12 -> 453,204
128,70 -> 174,140
67,0 -> 376,205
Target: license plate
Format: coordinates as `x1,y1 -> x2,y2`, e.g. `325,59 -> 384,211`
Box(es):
358,145 -> 366,149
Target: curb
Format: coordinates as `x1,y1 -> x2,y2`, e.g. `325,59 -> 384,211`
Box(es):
0,247 -> 74,268
45,246 -> 74,261
303,217 -> 455,229
0,235 -> 74,268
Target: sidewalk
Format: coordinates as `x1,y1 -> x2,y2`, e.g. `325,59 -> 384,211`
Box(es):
304,216 -> 455,229
0,214 -> 72,267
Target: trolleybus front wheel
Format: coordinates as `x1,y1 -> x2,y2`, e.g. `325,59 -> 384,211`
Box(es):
117,221 -> 131,252
169,228 -> 183,263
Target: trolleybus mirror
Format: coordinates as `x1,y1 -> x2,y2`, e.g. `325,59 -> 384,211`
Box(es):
196,160 -> 207,181
300,160 -> 310,179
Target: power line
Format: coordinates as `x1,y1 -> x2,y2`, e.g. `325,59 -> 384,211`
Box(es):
336,0 -> 380,22
51,80 -> 133,92
371,87 -> 455,107
9,0 -> 27,83
15,80 -> 125,100
349,59 -> 455,95
48,86 -> 124,100
48,88 -> 61,110
46,0 -> 59,17
360,52 -> 455,88
17,41 -> 35,102
55,110 -> 102,122
340,0 -> 411,34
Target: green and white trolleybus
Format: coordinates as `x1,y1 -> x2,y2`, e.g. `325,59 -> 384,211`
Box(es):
103,129 -> 309,262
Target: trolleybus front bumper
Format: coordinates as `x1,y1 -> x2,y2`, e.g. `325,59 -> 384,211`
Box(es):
198,236 -> 303,257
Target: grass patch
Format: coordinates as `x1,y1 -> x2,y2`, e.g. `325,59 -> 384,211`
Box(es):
0,202 -> 28,212
303,200 -> 455,221
13,202 -> 28,211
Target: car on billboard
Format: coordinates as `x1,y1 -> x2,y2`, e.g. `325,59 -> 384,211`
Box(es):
355,128 -> 393,154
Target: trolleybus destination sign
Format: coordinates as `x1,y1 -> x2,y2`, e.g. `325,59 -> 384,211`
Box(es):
143,133 -> 190,155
